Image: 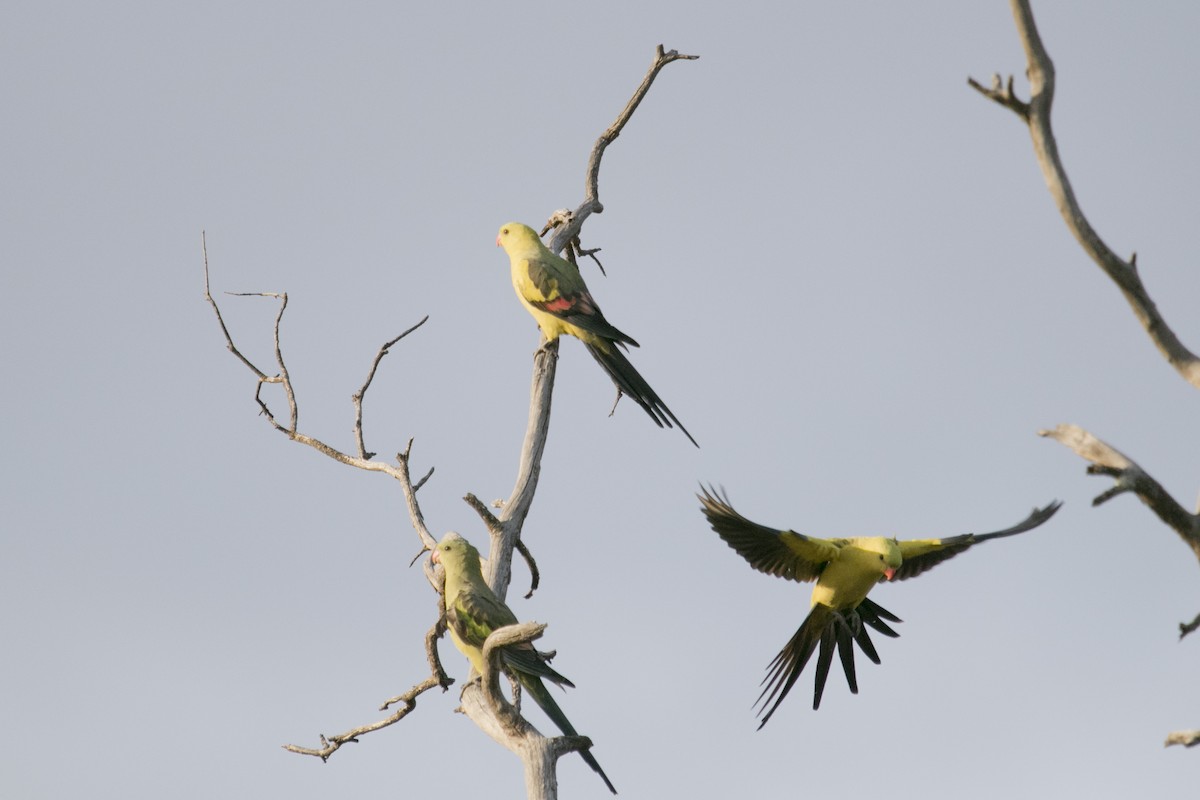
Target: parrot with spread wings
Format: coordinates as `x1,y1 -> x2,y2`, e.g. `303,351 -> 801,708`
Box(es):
698,486 -> 1062,726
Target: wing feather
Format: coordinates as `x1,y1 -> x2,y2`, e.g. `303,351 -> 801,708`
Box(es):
699,486 -> 840,583
893,501 -> 1062,581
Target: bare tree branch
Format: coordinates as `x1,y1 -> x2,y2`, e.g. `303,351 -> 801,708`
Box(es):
479,622 -> 548,736
354,318 -> 430,460
450,46 -> 696,797
544,45 -> 699,253
207,42 -> 695,795
1040,424 -> 1200,637
969,0 -> 1200,388
203,238 -> 438,553
282,674 -> 446,761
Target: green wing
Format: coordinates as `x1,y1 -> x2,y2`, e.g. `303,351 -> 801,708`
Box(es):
893,500 -> 1062,581
447,585 -> 517,649
522,256 -> 638,346
447,585 -> 573,687
699,486 -> 842,583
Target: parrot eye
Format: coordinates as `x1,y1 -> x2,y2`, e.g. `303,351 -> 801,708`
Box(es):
501,228 -> 508,236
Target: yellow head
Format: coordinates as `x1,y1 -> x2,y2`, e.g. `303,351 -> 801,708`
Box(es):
496,222 -> 542,255
854,537 -> 904,581
431,531 -> 482,579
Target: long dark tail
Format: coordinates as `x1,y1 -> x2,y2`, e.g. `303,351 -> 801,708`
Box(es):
756,599 -> 903,727
584,342 -> 698,448
522,675 -> 617,794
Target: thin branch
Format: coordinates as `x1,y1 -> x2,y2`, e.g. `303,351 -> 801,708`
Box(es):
397,440 -> 438,551
464,492 -> 503,535
282,673 -> 446,761
966,73 -> 1028,120
354,318 -> 430,460
970,0 -> 1200,387
1039,424 -> 1200,637
284,613 -> 454,761
515,539 -> 540,599
419,612 -> 455,691
203,247 -> 438,550
202,233 -> 269,382
547,45 -> 699,253
583,45 -> 699,210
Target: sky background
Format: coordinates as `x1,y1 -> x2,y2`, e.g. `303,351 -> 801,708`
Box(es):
3,1 -> 1198,798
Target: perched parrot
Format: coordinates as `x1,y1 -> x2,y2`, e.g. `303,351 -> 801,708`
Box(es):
496,222 -> 697,447
432,532 -> 616,795
698,486 -> 1062,726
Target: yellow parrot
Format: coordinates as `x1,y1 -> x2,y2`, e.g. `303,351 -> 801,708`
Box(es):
497,222 -> 697,447
433,532 -> 616,794
698,486 -> 1062,726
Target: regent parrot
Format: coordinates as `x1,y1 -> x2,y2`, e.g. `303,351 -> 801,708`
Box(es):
698,486 -> 1062,726
432,532 -> 616,794
496,222 -> 697,447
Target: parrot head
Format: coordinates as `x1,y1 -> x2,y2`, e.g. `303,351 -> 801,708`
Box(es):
432,531 -> 482,576
856,537 -> 903,581
496,222 -> 541,254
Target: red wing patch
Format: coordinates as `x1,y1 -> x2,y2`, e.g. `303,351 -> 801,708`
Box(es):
542,296 -> 574,313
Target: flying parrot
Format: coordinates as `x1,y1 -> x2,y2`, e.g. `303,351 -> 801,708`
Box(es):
496,222 -> 697,447
432,532 -> 616,794
697,486 -> 1062,726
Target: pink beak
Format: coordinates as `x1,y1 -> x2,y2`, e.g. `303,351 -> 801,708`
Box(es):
496,234 -> 502,247
430,549 -> 440,565
883,567 -> 896,581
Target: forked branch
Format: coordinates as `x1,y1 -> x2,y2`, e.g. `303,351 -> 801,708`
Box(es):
1039,424 -> 1200,638
202,233 -> 436,551
968,0 -> 1200,387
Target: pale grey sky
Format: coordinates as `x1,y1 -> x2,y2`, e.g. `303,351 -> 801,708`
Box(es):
2,2 -> 1198,798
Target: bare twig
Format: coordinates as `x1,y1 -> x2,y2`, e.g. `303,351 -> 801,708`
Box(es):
970,0 -> 1200,387
282,673 -> 446,761
354,318 -> 430,460
966,73 -> 1028,119
546,45 -> 699,253
204,246 -> 438,550
515,539 -> 540,599
203,233 -> 270,382
1039,424 -> 1200,637
464,492 -> 503,535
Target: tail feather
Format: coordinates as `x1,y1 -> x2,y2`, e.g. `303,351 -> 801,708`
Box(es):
811,622 -> 839,710
521,675 -> 617,795
584,342 -> 698,447
858,597 -> 902,638
756,606 -> 829,727
756,600 -> 906,725
834,616 -> 858,696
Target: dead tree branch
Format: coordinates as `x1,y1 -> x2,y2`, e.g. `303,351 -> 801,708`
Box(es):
281,619 -> 453,760
968,0 -> 1200,388
202,233 -> 437,552
1040,424 -> 1200,637
206,40 -> 694,794
445,45 -> 696,798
